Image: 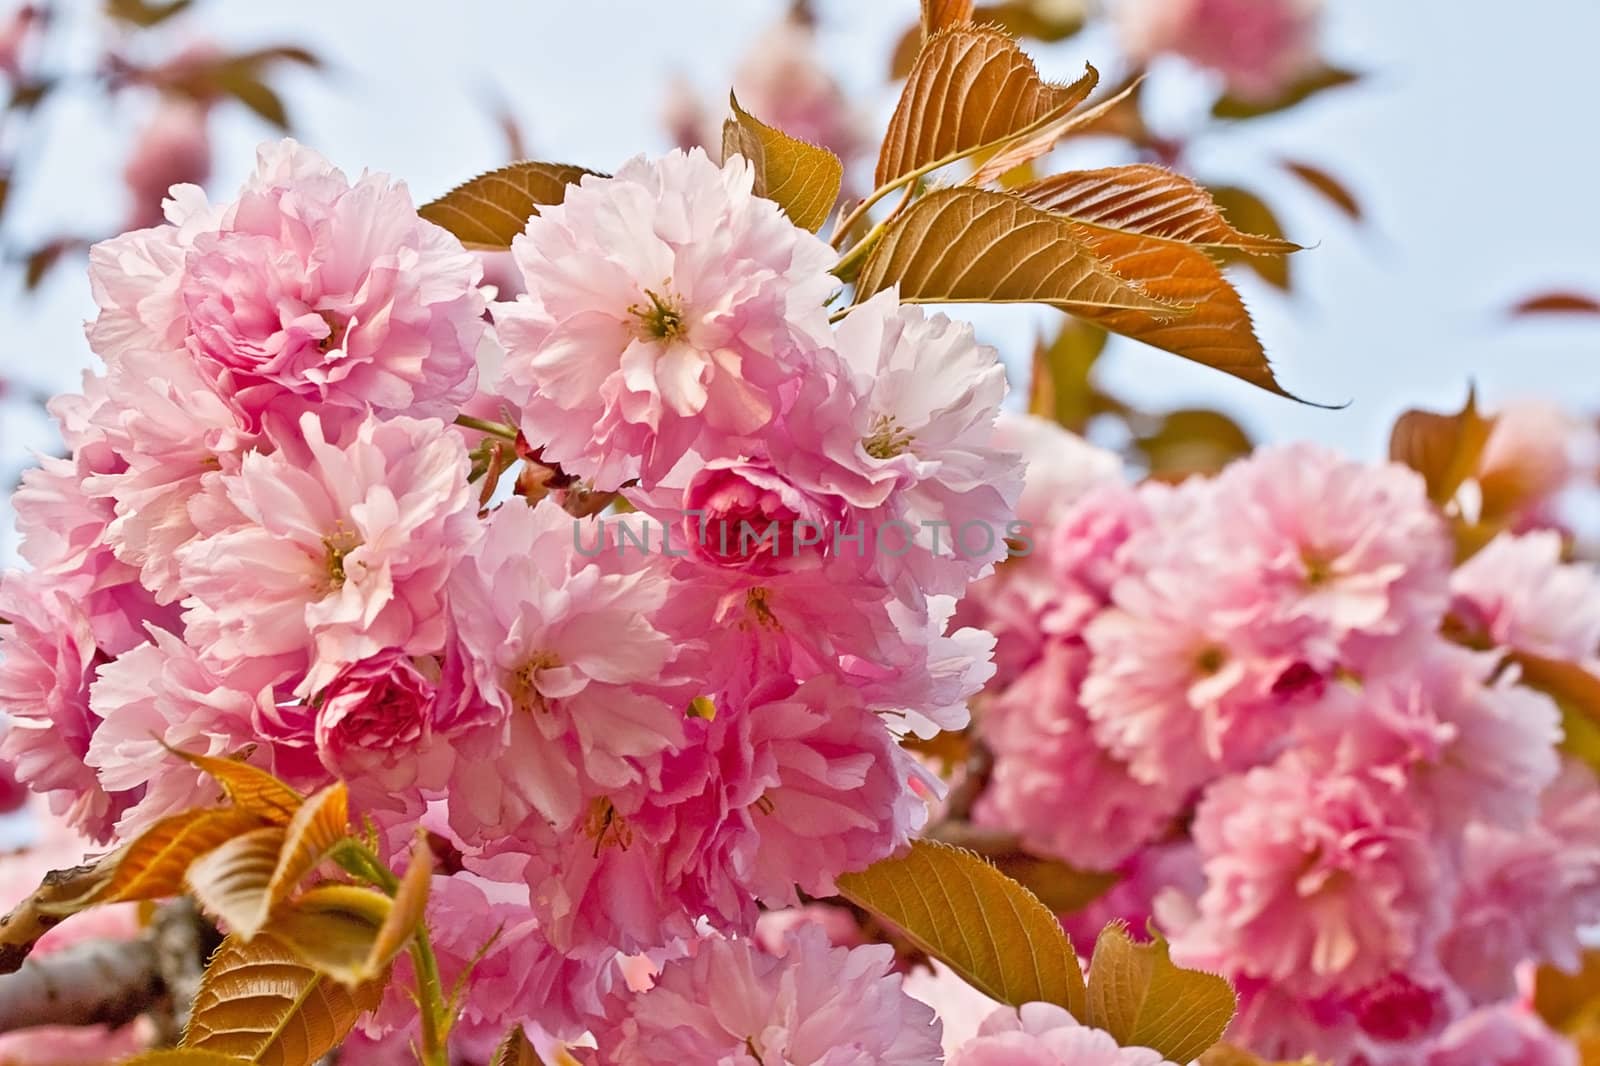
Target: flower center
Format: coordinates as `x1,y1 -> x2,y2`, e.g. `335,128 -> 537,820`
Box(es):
583,797 -> 633,857
863,414 -> 914,460
1302,551 -> 1334,586
1195,645 -> 1226,676
629,288 -> 687,342
317,310 -> 348,354
322,524 -> 362,590
507,650 -> 562,714
745,587 -> 780,629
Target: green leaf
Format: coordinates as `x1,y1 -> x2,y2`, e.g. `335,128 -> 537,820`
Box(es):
1136,409 -> 1255,480
272,885 -> 391,987
926,824 -> 1118,913
418,162 -> 599,250
1085,923 -> 1236,1064
1028,319 -> 1111,433
1212,64 -> 1362,120
835,839 -> 1087,1017
722,93 -> 844,232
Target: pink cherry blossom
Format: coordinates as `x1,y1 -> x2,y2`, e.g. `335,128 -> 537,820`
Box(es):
728,17 -> 869,167
495,148 -> 837,489
795,291 -> 1022,597
1165,751 -> 1443,999
676,457 -> 837,575
1452,531 -> 1600,664
949,1003 -> 1176,1066
86,348 -> 258,604
1438,759 -> 1600,1004
1113,0 -> 1322,102
0,571 -> 132,842
309,649 -> 456,800
1207,443 -> 1452,667
87,139 -> 485,426
178,411 -> 477,695
85,627 -> 273,836
1476,399 -> 1583,525
1423,1004 -> 1578,1066
504,674 -> 922,959
447,501 -> 686,831
123,98 -> 211,231
589,926 -> 944,1066
976,641 -> 1186,871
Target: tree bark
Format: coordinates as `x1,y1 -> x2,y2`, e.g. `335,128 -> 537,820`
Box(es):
0,935 -> 160,1032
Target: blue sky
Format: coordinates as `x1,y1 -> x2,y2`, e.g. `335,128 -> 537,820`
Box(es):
2,0 -> 1597,558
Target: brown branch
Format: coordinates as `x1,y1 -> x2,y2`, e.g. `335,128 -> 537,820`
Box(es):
0,935 -> 160,1032
0,858 -> 116,974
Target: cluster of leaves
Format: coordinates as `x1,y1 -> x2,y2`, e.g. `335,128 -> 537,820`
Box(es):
880,0 -> 1365,480
426,0 -> 1308,409
0,752 -> 436,1066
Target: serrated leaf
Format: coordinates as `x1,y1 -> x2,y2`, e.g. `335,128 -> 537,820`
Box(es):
938,826 -> 1119,913
1085,923 -> 1236,1064
1212,64 -> 1361,120
1020,165 -> 1301,254
119,1051 -> 247,1065
174,749 -> 303,826
1207,186 -> 1293,290
1388,388 -> 1494,507
266,784 -> 348,910
922,0 -> 973,34
835,839 -> 1087,1016
185,826 -> 285,938
967,76 -> 1131,188
854,186 -> 1177,317
273,886 -> 390,987
418,162 -> 598,250
1282,160 -> 1362,222
105,807 -> 269,904
1053,223 -> 1299,400
722,93 -> 843,232
182,932 -> 384,1065
878,27 -> 1098,189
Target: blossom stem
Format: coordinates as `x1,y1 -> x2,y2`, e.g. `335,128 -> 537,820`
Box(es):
453,414 -> 520,442
333,841 -> 450,1066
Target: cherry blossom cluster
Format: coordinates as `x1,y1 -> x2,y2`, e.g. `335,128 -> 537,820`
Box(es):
0,139 -> 1041,1059
958,410 -> 1600,1065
